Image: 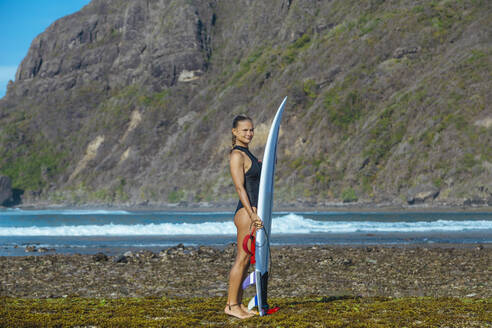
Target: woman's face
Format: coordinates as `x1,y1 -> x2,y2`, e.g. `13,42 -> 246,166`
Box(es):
233,119 -> 254,146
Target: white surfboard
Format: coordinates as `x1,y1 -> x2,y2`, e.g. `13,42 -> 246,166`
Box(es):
253,96 -> 287,316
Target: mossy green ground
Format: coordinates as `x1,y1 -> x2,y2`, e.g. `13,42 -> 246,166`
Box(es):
1,296 -> 490,327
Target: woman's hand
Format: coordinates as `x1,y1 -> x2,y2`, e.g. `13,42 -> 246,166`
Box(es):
250,212 -> 263,229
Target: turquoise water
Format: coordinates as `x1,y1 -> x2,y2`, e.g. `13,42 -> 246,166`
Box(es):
0,209 -> 491,256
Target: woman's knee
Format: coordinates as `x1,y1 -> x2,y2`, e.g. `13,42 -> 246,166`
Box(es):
234,252 -> 251,267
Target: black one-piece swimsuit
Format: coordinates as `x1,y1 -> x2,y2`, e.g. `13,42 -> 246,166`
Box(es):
233,146 -> 262,214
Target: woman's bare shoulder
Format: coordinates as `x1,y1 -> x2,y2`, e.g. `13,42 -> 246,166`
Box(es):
230,149 -> 244,162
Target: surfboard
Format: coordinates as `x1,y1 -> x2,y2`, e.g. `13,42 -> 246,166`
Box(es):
242,96 -> 287,316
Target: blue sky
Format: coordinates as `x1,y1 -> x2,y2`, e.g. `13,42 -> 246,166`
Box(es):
0,0 -> 91,98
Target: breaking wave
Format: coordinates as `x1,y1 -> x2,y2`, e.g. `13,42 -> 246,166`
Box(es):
1,213 -> 491,236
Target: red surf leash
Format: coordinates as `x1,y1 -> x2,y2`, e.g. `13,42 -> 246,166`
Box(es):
242,226 -> 256,264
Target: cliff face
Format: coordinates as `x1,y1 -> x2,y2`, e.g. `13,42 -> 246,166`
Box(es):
1,0 -> 491,207
13,0 -> 211,95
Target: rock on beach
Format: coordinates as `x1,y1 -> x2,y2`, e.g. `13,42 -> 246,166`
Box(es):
407,184 -> 440,205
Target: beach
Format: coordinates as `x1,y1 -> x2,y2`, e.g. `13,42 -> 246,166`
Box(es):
2,244 -> 491,327
1,209 -> 491,326
1,244 -> 490,299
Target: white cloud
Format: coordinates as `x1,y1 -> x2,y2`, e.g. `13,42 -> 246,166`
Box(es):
0,66 -> 18,98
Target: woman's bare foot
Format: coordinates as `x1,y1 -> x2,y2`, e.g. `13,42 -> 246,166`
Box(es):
224,304 -> 255,319
241,304 -> 258,315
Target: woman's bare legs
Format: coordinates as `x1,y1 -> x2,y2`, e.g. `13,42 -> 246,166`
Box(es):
238,253 -> 257,314
225,208 -> 255,319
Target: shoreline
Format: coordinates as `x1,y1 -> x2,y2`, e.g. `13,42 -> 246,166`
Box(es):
2,241 -> 490,258
2,242 -> 491,258
6,201 -> 492,212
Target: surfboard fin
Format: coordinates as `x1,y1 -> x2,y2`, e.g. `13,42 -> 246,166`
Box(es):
247,295 -> 258,310
241,271 -> 256,290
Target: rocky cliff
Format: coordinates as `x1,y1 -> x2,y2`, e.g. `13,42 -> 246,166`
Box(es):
0,0 -> 491,208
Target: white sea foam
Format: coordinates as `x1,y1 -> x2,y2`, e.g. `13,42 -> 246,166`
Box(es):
0,213 -> 491,236
275,213 -> 492,233
0,221 -> 235,236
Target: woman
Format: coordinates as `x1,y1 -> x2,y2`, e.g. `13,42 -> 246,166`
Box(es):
225,115 -> 264,319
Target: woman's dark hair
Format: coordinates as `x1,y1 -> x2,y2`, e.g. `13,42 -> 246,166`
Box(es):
232,115 -> 252,149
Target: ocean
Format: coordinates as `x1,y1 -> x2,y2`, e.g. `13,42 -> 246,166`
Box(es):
0,208 -> 491,256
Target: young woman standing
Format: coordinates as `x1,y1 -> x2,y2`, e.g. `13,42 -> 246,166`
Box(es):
225,115 -> 263,319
